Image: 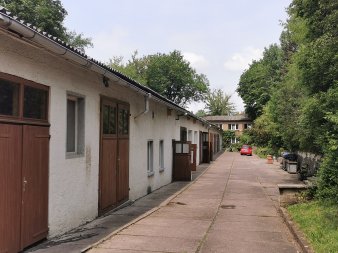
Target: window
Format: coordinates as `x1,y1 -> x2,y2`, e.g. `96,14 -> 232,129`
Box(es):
229,124 -> 238,130
231,137 -> 239,144
0,75 -> 49,122
23,85 -> 48,120
187,130 -> 193,142
159,140 -> 164,171
103,104 -> 116,135
147,140 -> 154,176
194,131 -> 198,145
0,79 -> 19,116
118,106 -> 129,136
244,123 -> 252,129
180,127 -> 187,141
66,94 -> 85,157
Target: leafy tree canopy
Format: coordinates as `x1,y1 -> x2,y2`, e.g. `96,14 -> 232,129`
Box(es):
109,50 -> 210,107
195,109 -> 207,117
237,0 -> 338,201
237,44 -> 284,119
204,89 -> 235,116
0,0 -> 92,52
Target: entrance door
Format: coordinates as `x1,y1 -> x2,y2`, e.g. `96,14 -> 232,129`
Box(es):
172,141 -> 191,181
0,74 -> 49,252
0,124 -> 22,253
21,125 -> 49,249
202,132 -> 210,163
99,98 -> 129,214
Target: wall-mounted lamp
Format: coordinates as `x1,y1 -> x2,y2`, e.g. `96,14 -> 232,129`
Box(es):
176,112 -> 188,120
102,76 -> 109,87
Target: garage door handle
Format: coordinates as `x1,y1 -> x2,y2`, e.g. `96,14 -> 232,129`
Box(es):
23,178 -> 28,192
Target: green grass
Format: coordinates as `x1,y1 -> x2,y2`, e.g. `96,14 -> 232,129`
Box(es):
287,201 -> 338,253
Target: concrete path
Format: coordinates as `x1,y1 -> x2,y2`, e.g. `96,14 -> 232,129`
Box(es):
88,152 -> 301,253
26,164 -> 210,253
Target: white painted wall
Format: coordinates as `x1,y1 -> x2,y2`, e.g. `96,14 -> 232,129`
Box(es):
0,32 -> 222,237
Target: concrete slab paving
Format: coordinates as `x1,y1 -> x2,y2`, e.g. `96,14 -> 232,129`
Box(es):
25,165 -> 209,253
27,152 -> 302,253
88,152 -> 301,253
97,234 -> 198,253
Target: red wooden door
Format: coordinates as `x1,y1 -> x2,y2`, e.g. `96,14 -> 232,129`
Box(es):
0,124 -> 22,253
173,141 -> 191,181
99,98 -> 129,214
21,125 -> 49,249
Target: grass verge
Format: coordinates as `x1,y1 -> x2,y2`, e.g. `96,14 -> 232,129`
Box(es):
287,201 -> 338,253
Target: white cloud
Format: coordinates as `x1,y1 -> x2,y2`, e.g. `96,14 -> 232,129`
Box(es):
223,47 -> 263,71
86,26 -> 131,63
183,52 -> 209,71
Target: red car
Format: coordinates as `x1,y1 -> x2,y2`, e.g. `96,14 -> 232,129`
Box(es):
240,145 -> 252,156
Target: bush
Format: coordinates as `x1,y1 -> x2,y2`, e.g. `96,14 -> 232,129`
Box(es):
316,145 -> 338,203
254,146 -> 275,158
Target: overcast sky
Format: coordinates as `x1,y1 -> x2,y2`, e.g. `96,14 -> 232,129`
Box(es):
62,0 -> 291,112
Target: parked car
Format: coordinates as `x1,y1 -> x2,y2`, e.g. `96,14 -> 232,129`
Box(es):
240,145 -> 252,156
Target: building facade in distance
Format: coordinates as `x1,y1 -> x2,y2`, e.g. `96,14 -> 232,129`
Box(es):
203,114 -> 252,143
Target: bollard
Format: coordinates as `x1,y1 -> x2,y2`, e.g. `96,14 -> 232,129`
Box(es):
267,155 -> 273,164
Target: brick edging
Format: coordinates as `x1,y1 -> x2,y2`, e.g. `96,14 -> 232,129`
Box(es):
279,207 -> 315,253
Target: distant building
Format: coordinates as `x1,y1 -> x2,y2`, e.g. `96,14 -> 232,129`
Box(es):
202,115 -> 252,143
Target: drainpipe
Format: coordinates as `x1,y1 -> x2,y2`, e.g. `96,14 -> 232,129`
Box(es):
134,93 -> 151,119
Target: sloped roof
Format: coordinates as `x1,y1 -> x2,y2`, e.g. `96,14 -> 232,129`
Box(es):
203,115 -> 252,122
0,6 -> 221,131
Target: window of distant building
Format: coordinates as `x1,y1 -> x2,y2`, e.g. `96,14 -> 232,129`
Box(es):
228,124 -> 238,130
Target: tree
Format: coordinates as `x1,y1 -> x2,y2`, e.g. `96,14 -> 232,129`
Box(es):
108,50 -> 210,107
204,89 -> 235,115
237,0 -> 338,201
222,130 -> 236,148
195,109 -> 207,117
237,44 -> 284,119
0,0 -> 92,52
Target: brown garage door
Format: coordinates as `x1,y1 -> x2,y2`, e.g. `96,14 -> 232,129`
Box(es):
99,97 -> 129,214
0,73 -> 49,252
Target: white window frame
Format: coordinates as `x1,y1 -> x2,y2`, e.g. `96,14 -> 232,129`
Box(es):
231,137 -> 239,144
66,93 -> 85,158
147,140 -> 154,176
231,124 -> 239,130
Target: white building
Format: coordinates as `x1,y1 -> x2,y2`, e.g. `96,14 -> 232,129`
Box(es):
0,7 -> 222,253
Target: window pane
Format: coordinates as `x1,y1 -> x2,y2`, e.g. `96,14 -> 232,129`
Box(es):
24,86 -> 48,119
118,108 -> 129,135
159,140 -> 164,168
109,106 -> 116,134
103,105 -> 116,135
103,105 -> 109,134
67,99 -> 76,152
0,79 -> 19,116
182,143 -> 189,153
147,141 -> 153,172
176,143 -> 182,153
